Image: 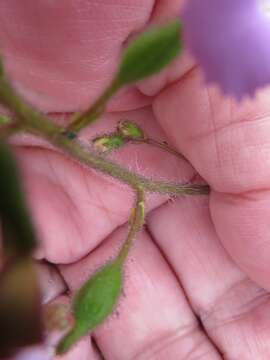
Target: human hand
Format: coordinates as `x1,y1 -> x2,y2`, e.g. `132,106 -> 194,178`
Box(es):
1,1 -> 270,359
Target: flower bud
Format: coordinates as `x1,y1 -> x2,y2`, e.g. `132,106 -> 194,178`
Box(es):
117,120 -> 145,140
92,134 -> 125,153
116,21 -> 181,85
56,261 -> 122,354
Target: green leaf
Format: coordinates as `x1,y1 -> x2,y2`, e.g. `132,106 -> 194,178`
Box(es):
116,20 -> 182,85
0,140 -> 37,254
56,260 -> 122,354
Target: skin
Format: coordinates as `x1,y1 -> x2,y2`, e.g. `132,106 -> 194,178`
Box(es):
1,0 -> 270,358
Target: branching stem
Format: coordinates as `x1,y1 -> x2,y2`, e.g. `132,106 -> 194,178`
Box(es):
0,66 -> 209,196
134,137 -> 187,161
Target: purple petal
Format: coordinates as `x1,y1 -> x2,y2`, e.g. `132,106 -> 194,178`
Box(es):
182,0 -> 270,99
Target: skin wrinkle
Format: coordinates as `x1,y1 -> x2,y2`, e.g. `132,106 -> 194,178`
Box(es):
198,276 -> 270,327
81,168 -> 127,223
44,151 -> 86,244
30,147 -> 88,261
53,185 -> 86,260
132,325 -> 221,360
205,87 -> 222,173
145,202 -> 254,353
187,116 -> 270,144
231,188 -> 270,201
183,340 -> 220,360
92,183 -> 118,227
51,168 -> 117,262
60,186 -> 86,260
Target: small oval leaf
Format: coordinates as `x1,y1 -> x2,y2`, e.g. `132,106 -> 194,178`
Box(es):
116,20 -> 182,85
56,261 -> 122,354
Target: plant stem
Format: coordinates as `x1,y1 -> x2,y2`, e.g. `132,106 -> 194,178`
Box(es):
65,78 -> 121,136
116,187 -> 145,265
52,134 -> 209,195
133,137 -> 187,161
0,66 -> 209,196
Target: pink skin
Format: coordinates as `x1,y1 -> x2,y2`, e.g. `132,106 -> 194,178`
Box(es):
1,0 -> 270,358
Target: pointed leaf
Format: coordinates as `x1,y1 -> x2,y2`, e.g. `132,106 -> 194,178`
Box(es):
116,20 -> 182,85
56,260 -> 122,354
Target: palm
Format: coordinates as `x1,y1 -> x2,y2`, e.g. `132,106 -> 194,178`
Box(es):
2,1 -> 270,359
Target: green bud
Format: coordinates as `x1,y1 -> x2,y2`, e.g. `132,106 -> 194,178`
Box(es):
116,20 -> 182,85
92,134 -> 125,153
0,257 -> 42,357
117,120 -> 145,140
56,261 -> 122,354
0,140 -> 37,255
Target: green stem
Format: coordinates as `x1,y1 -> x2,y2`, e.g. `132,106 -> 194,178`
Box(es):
50,135 -> 209,195
0,67 -> 209,196
66,78 -> 121,136
116,187 -> 145,265
133,137 -> 188,161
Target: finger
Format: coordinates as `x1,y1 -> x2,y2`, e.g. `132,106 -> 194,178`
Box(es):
148,196 -> 270,358
0,0 -> 155,112
35,261 -> 67,304
152,68 -> 270,290
14,108 -> 194,263
60,226 -> 221,359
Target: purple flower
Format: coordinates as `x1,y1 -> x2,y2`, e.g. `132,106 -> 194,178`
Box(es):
182,0 -> 270,100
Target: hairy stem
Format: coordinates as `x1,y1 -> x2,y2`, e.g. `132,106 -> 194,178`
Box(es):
116,187 -> 145,265
0,67 -> 209,196
133,137 -> 188,161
